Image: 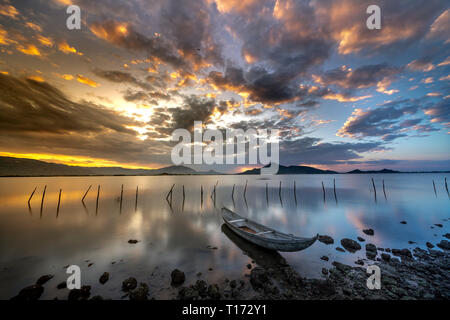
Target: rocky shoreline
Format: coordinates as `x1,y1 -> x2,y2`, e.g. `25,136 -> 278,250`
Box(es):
11,230 -> 450,300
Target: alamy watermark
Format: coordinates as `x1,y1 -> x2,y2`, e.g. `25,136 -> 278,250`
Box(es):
171,121 -> 279,175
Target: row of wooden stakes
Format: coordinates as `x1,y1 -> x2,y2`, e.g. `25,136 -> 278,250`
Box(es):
26,177 -> 449,214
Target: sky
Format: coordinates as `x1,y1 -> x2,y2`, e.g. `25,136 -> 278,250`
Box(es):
0,0 -> 449,172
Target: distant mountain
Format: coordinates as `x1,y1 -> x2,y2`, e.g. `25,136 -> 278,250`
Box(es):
239,164 -> 338,175
0,156 -> 218,176
346,168 -> 400,174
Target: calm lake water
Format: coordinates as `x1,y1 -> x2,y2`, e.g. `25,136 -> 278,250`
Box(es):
0,174 -> 448,299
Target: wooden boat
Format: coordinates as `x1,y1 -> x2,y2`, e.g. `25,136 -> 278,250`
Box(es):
221,207 -> 318,252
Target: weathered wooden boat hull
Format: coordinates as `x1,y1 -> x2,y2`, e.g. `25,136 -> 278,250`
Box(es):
221,207 -> 318,252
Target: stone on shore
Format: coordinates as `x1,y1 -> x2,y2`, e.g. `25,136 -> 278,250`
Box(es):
437,240 -> 450,250
11,284 -> 44,301
99,272 -> 109,284
129,283 -> 149,300
318,235 -> 334,245
340,238 -> 361,253
363,229 -> 374,236
68,285 -> 91,300
122,277 -> 137,291
171,269 -> 185,285
36,274 -> 54,286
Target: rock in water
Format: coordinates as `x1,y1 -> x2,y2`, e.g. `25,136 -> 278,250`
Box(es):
363,229 -> 374,236
99,272 -> 109,284
128,239 -> 139,244
366,243 -> 377,259
444,233 -> 450,239
122,277 -> 137,291
336,247 -> 345,252
129,283 -> 149,300
171,269 -> 185,285
68,285 -> 91,300
318,235 -> 334,245
57,281 -> 66,289
207,284 -> 220,299
357,237 -> 365,242
437,240 -> 450,250
392,248 -> 413,259
320,256 -> 329,261
400,221 -> 407,224
11,284 -> 44,301
381,253 -> 390,261
426,242 -> 434,249
36,274 -> 54,286
340,238 -> 362,252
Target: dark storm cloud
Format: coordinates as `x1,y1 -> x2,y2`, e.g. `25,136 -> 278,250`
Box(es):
90,20 -> 188,70
159,0 -> 223,68
93,69 -> 152,90
169,95 -> 217,131
0,74 -> 137,134
207,66 -> 326,104
338,98 -> 443,141
280,137 -> 387,165
316,64 -> 402,89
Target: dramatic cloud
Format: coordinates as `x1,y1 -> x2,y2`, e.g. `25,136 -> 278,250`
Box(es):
337,98 -> 442,141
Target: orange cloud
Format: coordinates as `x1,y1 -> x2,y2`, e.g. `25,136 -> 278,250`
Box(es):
25,22 -> 42,32
323,93 -> 371,102
37,35 -> 53,47
0,4 -> 19,19
59,74 -> 74,81
16,44 -> 41,56
76,74 -> 99,87
58,41 -> 83,55
27,75 -> 45,82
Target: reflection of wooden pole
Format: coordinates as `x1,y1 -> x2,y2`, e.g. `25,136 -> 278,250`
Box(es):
321,181 -> 325,203
96,185 -> 100,213
279,181 -> 282,199
57,189 -> 62,215
293,181 -> 297,205
28,187 -> 37,204
244,180 -> 248,198
371,178 -> 377,202
382,180 -> 387,200
200,186 -> 203,208
135,186 -> 138,210
445,178 -> 449,198
120,184 -> 123,210
40,185 -> 47,215
266,183 -> 269,204
433,180 -> 437,197
82,185 -> 92,202
333,178 -> 337,203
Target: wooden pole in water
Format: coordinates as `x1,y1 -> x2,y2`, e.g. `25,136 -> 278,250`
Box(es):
28,187 -> 37,204
40,185 -> 47,215
166,184 -> 175,201
82,185 -> 92,202
293,180 -> 297,205
96,185 -> 100,213
266,183 -> 269,204
333,178 -> 337,203
182,185 -> 185,201
232,184 -> 235,201
321,181 -> 325,203
279,181 -> 282,199
433,180 -> 437,197
57,189 -> 62,215
371,178 -> 377,202
382,180 -> 387,200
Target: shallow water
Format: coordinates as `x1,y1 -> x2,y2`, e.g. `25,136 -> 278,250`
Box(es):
0,174 -> 448,299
